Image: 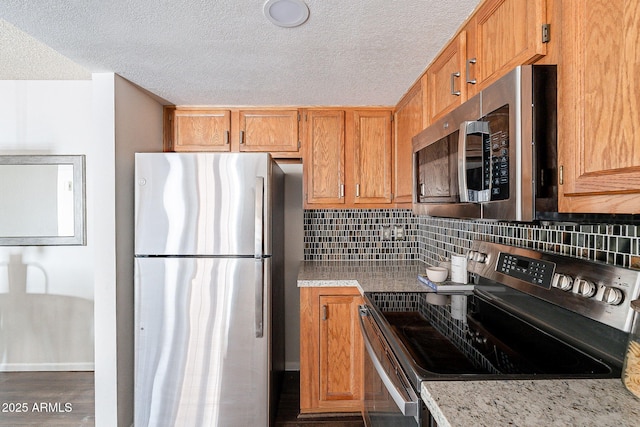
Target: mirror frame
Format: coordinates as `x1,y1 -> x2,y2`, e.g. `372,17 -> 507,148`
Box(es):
0,155 -> 86,246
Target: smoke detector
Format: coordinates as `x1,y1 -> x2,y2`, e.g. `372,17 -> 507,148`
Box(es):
263,0 -> 309,28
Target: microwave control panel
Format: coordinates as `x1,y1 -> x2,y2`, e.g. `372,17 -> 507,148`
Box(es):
486,105 -> 510,201
489,130 -> 509,200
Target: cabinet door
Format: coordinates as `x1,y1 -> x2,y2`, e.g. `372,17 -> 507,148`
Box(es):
172,109 -> 231,152
318,294 -> 363,404
473,0 -> 547,88
303,110 -> 346,207
428,31 -> 467,122
558,0 -> 640,213
352,110 -> 393,204
299,287 -> 363,414
394,84 -> 423,204
238,110 -> 300,154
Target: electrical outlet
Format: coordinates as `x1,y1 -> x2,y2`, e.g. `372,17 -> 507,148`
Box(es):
381,226 -> 392,241
394,225 -> 405,240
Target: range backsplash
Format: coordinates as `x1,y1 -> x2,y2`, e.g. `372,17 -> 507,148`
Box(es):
303,209 -> 640,269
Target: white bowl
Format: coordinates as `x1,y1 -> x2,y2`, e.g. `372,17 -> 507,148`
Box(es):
426,266 -> 448,283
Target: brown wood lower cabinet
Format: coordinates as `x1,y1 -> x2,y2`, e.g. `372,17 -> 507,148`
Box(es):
299,286 -> 364,414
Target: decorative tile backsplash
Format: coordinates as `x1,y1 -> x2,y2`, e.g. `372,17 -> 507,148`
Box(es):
303,209 -> 640,269
303,209 -> 419,261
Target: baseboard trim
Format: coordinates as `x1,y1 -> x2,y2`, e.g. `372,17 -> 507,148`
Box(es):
0,362 -> 94,372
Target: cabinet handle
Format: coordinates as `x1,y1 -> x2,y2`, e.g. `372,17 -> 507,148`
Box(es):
339,184 -> 345,198
322,305 -> 328,321
420,183 -> 426,197
466,58 -> 477,84
240,130 -> 245,144
356,184 -> 361,197
450,72 -> 461,96
224,130 -> 230,145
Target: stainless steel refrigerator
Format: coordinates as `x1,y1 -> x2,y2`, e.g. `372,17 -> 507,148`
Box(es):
134,152 -> 285,426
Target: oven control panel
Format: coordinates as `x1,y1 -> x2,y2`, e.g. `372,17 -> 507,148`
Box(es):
496,252 -> 554,289
467,240 -> 640,332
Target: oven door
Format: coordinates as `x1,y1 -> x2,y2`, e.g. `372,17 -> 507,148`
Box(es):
359,306 -> 424,427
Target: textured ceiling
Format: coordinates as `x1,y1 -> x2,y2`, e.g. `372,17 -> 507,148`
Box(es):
0,0 -> 480,106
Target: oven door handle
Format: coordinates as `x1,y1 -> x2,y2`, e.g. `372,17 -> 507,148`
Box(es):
359,308 -> 419,418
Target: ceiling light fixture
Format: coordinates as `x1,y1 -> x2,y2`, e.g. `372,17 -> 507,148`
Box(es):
263,0 -> 309,28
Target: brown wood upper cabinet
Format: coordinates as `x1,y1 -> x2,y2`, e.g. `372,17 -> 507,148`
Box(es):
164,107 -> 301,158
303,108 -> 393,209
557,0 -> 640,213
427,31 -> 468,122
393,83 -> 423,205
303,109 -> 346,206
465,0 -> 548,95
169,109 -> 231,152
352,110 -> 393,205
238,109 -> 300,153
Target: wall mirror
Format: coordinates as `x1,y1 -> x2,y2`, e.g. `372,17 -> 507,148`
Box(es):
0,155 -> 86,245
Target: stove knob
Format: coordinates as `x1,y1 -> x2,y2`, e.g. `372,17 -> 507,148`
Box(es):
552,273 -> 573,291
602,286 -> 624,305
574,278 -> 597,298
473,252 -> 487,263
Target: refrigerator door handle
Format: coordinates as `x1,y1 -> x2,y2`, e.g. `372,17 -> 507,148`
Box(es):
255,176 -> 265,338
255,258 -> 264,338
254,177 -> 264,259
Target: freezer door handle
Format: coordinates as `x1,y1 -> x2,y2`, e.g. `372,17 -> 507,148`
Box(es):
255,259 -> 264,338
254,176 -> 265,338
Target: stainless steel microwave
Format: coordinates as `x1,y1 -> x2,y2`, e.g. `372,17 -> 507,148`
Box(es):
412,65 -> 557,221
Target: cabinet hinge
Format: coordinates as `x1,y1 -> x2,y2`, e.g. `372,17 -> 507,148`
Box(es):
297,140 -> 301,149
390,113 -> 394,122
542,24 -> 550,43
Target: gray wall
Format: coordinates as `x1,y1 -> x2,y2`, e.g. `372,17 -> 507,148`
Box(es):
92,73 -> 164,427
279,163 -> 303,370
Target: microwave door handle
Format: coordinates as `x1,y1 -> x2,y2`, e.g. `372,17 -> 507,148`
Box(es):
458,121 -> 471,202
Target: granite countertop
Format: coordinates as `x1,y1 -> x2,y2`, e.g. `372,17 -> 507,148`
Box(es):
297,259 -> 430,293
422,379 -> 640,427
297,260 -> 640,426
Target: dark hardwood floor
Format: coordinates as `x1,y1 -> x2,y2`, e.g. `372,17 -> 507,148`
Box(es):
0,370 -> 362,426
0,371 -> 94,426
275,371 -> 365,427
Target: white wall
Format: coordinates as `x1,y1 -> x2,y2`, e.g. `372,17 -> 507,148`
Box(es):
0,80 -> 95,370
0,74 -> 164,427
